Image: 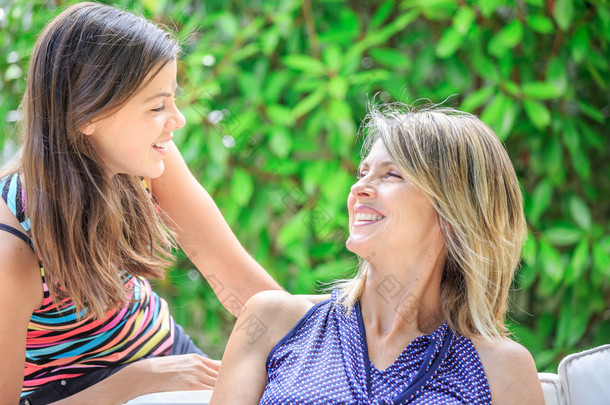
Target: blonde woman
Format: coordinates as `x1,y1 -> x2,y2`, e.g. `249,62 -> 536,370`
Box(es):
211,104 -> 545,404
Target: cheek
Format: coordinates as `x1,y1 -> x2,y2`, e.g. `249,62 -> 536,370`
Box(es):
347,193 -> 356,218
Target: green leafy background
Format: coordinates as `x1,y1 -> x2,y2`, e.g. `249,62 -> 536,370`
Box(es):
1,0 -> 608,371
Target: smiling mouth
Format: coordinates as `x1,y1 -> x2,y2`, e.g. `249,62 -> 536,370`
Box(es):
353,212 -> 385,225
152,141 -> 170,151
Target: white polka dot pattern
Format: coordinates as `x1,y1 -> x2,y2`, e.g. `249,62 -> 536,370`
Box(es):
260,291 -> 492,404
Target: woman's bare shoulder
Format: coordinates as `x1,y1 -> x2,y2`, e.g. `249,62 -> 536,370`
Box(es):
470,335 -> 545,405
239,291 -> 318,347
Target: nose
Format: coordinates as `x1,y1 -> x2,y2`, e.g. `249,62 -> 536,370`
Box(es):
350,177 -> 376,199
167,104 -> 186,131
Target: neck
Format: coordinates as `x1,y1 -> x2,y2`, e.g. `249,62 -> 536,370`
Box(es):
359,252 -> 446,341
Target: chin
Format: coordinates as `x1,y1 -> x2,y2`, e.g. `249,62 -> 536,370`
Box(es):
346,237 -> 375,261
145,163 -> 165,179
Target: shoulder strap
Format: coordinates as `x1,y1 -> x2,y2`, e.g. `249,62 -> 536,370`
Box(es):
0,173 -> 30,232
0,223 -> 33,249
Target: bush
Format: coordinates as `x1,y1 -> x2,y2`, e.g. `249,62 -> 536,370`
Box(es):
1,0 -> 608,367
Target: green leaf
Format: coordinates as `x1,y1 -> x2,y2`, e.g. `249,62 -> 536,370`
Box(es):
453,7 -> 475,35
277,214 -> 309,250
283,54 -> 328,75
523,100 -> 551,129
269,127 -> 293,159
569,238 -> 589,283
539,240 -> 564,284
481,92 -> 516,140
369,48 -> 412,69
527,15 -> 555,34
553,0 -> 574,31
292,87 -> 326,119
488,19 -> 523,57
593,244 -> 610,277
370,0 -> 395,29
545,225 -> 583,246
522,82 -> 562,100
555,292 -> 590,348
577,99 -> 604,123
569,195 -> 591,230
546,58 -> 568,94
461,86 -> 495,112
266,104 -> 295,127
571,26 -> 589,62
436,27 -> 464,58
230,168 -> 254,207
522,234 -> 538,268
328,76 -> 349,100
528,180 -> 553,224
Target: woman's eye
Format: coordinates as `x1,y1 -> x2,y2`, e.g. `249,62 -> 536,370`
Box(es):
356,170 -> 368,179
151,105 -> 165,112
386,172 -> 402,179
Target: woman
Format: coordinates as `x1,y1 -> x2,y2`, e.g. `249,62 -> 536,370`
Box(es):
0,3 -> 279,404
211,104 -> 545,404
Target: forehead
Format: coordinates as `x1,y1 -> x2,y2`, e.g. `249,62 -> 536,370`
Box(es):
361,139 -> 393,166
134,59 -> 178,101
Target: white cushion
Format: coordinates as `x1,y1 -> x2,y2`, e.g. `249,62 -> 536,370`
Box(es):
124,390 -> 212,405
539,372 -> 565,405
559,344 -> 610,405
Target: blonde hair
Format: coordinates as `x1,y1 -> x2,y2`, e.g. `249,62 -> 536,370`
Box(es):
336,102 -> 527,339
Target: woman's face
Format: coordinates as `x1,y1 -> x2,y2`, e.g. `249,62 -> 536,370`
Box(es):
84,59 -> 185,178
346,140 -> 444,263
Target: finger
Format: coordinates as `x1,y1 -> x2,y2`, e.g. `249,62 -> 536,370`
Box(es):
202,357 -> 221,371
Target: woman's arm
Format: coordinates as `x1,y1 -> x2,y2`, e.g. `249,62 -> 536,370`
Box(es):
472,336 -> 545,405
210,291 -> 314,405
150,142 -> 281,316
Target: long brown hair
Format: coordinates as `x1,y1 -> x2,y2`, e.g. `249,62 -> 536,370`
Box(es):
16,2 -> 180,319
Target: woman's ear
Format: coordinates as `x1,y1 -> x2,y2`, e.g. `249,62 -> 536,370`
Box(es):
80,122 -> 95,136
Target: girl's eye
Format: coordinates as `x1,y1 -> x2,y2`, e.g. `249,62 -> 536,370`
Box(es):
151,105 -> 165,113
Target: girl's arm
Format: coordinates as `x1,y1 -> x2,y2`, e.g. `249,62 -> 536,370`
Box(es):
210,291 -> 314,405
150,142 -> 281,316
0,208 -> 43,405
49,354 -> 220,405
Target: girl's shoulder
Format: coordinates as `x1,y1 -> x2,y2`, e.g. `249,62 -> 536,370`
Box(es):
0,196 -> 43,312
470,335 -> 545,405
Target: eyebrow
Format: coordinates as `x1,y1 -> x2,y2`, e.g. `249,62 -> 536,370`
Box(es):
359,160 -> 396,169
143,82 -> 178,103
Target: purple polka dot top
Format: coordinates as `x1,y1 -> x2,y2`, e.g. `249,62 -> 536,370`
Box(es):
260,291 -> 492,404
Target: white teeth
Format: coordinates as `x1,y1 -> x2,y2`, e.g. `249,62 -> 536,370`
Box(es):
152,141 -> 169,149
355,213 -> 383,221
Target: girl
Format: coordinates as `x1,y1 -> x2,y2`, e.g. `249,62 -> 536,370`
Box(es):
0,3 -> 279,404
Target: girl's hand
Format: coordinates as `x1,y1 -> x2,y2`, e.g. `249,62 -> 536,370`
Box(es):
49,355 -> 220,405
128,354 -> 221,391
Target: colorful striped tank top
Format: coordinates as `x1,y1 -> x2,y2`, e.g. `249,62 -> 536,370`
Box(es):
0,173 -> 174,399
261,291 -> 492,404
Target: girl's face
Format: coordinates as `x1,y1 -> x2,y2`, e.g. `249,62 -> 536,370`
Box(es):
346,140 -> 443,263
84,59 -> 185,178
